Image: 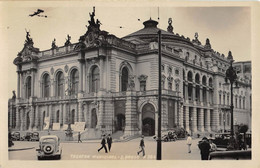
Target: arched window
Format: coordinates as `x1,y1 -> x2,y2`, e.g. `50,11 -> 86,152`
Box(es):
71,69 -> 79,95
202,76 -> 207,86
43,74 -> 50,98
209,78 -> 213,87
121,67 -> 128,91
91,66 -> 100,92
57,72 -> 64,97
26,76 -> 31,98
188,71 -> 193,82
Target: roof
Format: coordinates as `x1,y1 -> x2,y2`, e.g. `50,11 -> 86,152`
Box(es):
123,19 -> 173,38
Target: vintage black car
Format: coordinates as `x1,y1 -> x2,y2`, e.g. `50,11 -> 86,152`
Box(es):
153,131 -> 177,142
11,132 -> 21,141
36,135 -> 62,160
31,132 -> 40,141
212,133 -> 231,148
209,150 -> 251,160
21,132 -> 33,141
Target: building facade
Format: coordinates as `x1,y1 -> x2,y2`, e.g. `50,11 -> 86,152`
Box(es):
8,8 -> 251,138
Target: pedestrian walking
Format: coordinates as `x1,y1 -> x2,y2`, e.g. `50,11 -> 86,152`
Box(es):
78,132 -> 82,143
137,135 -> 145,156
107,134 -> 113,152
198,137 -> 211,160
209,139 -> 217,152
186,134 -> 192,153
98,135 -> 108,153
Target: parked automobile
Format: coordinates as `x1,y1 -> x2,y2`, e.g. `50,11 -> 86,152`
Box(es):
21,132 -> 33,141
212,133 -> 231,148
153,131 -> 177,142
209,150 -> 251,160
31,132 -> 40,141
36,135 -> 62,160
11,132 -> 21,141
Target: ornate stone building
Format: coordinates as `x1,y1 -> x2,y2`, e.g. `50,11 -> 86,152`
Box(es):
8,8 -> 251,138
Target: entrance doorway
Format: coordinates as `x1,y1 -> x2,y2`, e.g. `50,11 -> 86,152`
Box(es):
116,114 -> 125,131
142,103 -> 155,136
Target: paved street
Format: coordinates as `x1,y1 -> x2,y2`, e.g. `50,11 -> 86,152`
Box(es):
9,138 -> 201,160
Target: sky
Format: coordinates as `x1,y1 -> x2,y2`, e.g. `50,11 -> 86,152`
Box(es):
0,2 -> 251,98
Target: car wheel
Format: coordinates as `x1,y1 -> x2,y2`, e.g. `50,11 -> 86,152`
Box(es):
43,145 -> 54,154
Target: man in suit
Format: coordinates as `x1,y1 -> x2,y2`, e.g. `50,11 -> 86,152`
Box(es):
198,137 -> 211,160
107,134 -> 113,152
98,135 -> 108,153
137,135 -> 145,156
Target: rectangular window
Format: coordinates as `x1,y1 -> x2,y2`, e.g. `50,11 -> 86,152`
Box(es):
219,94 -> 221,105
140,81 -> 146,91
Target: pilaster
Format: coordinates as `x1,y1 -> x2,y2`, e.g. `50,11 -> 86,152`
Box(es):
124,91 -> 138,136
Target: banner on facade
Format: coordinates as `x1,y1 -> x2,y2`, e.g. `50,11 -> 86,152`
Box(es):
52,123 -> 60,130
72,122 -> 85,132
43,116 -> 50,130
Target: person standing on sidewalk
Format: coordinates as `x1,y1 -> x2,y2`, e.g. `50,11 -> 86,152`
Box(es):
98,135 -> 108,153
186,134 -> 192,153
137,135 -> 145,156
107,134 -> 113,152
78,132 -> 82,143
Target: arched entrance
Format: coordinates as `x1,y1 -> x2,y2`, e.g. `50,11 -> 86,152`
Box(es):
142,103 -> 155,136
91,109 -> 97,128
116,114 -> 125,131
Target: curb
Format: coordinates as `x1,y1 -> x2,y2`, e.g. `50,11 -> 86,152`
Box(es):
9,147 -> 35,151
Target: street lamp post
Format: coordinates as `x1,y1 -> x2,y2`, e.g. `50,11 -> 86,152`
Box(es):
223,119 -> 226,132
156,30 -> 162,160
224,51 -> 238,149
65,82 -> 73,141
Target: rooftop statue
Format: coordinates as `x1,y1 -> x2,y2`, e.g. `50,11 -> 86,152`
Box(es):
25,30 -> 34,45
65,34 -> 71,46
52,38 -> 58,49
88,7 -> 96,26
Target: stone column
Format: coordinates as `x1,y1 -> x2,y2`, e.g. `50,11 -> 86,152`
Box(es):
205,109 -> 211,132
96,101 -> 103,129
59,103 -> 63,126
174,100 -> 177,126
29,105 -> 34,130
79,60 -> 84,93
17,71 -> 21,98
212,108 -> 219,131
185,82 -> 188,101
192,84 -> 196,101
20,108 -> 25,131
179,103 -> 184,128
197,108 -> 204,132
200,86 -> 203,104
100,58 -> 104,90
191,107 -> 197,133
184,106 -> 189,132
206,88 -> 210,104
16,106 -> 21,130
124,91 -> 138,136
34,105 -> 39,130
49,104 -> 53,129
83,63 -> 86,92
31,70 -> 35,97
63,103 -> 67,125
78,101 -> 84,122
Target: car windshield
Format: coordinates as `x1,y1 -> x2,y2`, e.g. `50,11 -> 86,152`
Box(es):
42,138 -> 56,143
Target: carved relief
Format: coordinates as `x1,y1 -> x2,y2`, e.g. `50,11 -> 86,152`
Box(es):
64,65 -> 69,73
